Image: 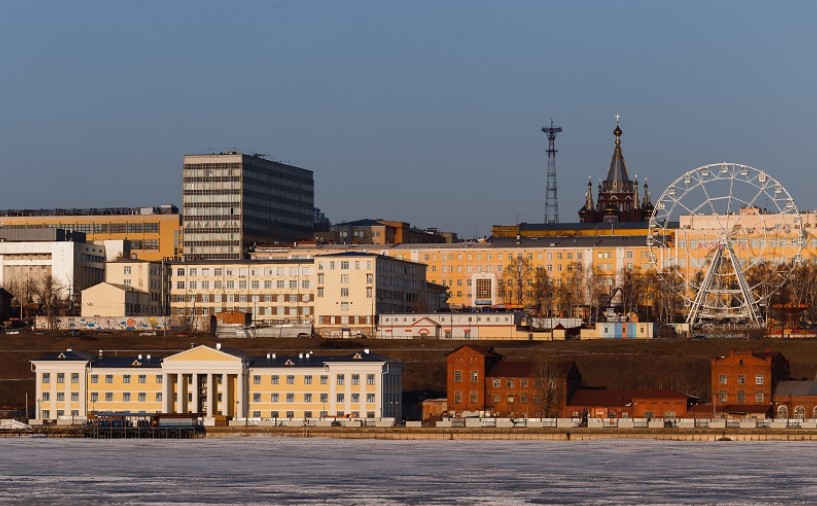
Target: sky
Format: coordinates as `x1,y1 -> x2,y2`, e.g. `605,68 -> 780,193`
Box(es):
1,1 -> 816,239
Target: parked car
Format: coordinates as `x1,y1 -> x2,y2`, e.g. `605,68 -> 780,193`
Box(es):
139,330 -> 157,336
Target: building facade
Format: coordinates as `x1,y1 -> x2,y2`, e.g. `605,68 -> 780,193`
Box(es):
0,229 -> 106,309
711,350 -> 790,417
0,206 -> 180,261
30,345 -> 402,423
81,260 -> 169,318
182,153 -> 314,260
445,345 -> 582,417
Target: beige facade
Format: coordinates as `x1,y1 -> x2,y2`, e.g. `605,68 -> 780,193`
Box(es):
313,253 -> 429,336
169,259 -> 315,328
30,345 -> 402,423
81,260 -> 169,317
0,206 -> 180,261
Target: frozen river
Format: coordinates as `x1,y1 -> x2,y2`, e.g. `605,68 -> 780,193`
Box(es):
0,437 -> 812,505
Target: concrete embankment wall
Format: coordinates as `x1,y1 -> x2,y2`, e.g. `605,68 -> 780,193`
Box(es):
9,426 -> 817,441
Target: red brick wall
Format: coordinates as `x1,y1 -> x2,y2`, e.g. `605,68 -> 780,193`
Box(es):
447,346 -> 489,413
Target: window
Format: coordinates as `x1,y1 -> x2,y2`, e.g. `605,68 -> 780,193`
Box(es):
138,375 -> 146,384
253,375 -> 261,385
367,393 -> 376,403
470,371 -> 478,383
57,373 -> 64,384
492,379 -> 500,388
105,393 -> 113,402
337,375 -> 345,385
756,375 -> 765,385
123,375 -> 131,384
506,379 -> 514,388
737,374 -> 745,385
737,390 -> 746,403
755,391 -> 764,403
454,391 -> 462,403
304,393 -> 312,403
42,373 -> 50,384
91,374 -> 98,384
286,375 -> 294,385
271,393 -> 279,402
454,370 -> 462,382
320,375 -> 328,385
470,391 -> 478,403
367,374 -> 375,385
521,379 -> 529,388
718,391 -> 727,403
287,393 -> 294,403
156,393 -> 162,402
271,375 -> 279,385
156,375 -> 163,384
320,393 -> 328,403
351,393 -> 360,403
352,374 -> 360,385
89,393 -> 97,403
337,393 -> 345,402
71,373 -> 79,384
123,393 -> 131,402
719,374 -> 727,385
253,393 -> 261,402
138,393 -> 146,402
57,392 -> 65,402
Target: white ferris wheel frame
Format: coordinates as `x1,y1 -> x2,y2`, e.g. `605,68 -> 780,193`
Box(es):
647,162 -> 803,328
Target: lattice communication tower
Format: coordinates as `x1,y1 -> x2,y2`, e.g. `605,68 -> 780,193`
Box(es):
542,120 -> 562,224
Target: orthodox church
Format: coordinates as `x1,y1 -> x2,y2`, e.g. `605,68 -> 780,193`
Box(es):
579,118 -> 653,223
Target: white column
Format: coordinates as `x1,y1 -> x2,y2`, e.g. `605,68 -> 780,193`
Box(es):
206,374 -> 214,417
161,374 -> 170,413
236,372 -> 245,417
221,373 -> 228,415
177,373 -> 185,413
191,373 -> 199,414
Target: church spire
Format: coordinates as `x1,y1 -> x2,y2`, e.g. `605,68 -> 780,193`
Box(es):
603,114 -> 632,192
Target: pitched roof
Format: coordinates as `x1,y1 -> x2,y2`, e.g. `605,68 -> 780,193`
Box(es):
568,388 -> 689,407
775,380 -> 817,397
487,361 -> 539,378
445,344 -> 503,359
604,124 -> 631,185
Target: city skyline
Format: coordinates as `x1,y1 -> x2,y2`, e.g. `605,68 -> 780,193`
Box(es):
1,1 -> 815,238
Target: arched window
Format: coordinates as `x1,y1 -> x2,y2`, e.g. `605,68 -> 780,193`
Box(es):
794,406 -> 806,420
777,405 -> 789,419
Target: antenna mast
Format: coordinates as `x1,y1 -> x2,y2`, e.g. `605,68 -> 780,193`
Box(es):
542,119 -> 562,224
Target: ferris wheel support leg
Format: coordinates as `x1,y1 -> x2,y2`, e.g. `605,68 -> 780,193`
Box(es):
687,246 -> 724,328
724,243 -> 762,328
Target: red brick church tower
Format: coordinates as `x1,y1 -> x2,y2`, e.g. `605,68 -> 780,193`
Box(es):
579,116 -> 653,223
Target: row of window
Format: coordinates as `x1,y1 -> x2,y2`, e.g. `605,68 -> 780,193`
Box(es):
251,392 -> 376,403
453,370 -> 480,383
718,374 -> 764,385
716,390 -> 765,403
177,280 -> 312,290
252,374 -> 376,385
178,267 -> 311,277
423,252 -> 586,262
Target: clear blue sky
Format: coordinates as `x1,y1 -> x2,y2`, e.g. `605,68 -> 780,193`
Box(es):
1,1 -> 815,238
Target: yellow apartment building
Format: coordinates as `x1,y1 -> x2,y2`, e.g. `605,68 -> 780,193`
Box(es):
251,237 -> 653,309
0,206 -> 181,261
30,345 -> 403,424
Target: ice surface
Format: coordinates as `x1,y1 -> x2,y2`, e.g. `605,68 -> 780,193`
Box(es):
0,438 -> 811,505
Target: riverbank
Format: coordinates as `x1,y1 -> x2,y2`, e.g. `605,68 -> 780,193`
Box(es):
8,425 -> 817,441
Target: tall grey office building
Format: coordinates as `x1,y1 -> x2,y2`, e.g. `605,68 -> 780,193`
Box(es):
182,152 -> 314,260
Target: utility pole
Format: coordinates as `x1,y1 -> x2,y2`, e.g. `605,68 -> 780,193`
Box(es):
542,120 -> 562,224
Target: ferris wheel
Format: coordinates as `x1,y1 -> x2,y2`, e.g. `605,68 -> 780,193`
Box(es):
647,162 -> 803,328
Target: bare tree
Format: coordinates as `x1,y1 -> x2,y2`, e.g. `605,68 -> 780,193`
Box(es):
531,266 -> 553,317
617,266 -> 642,317
31,274 -> 66,330
503,255 -> 533,307
536,359 -> 563,418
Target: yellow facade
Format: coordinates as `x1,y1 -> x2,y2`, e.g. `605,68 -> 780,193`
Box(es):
31,345 -> 403,423
0,209 -> 180,261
